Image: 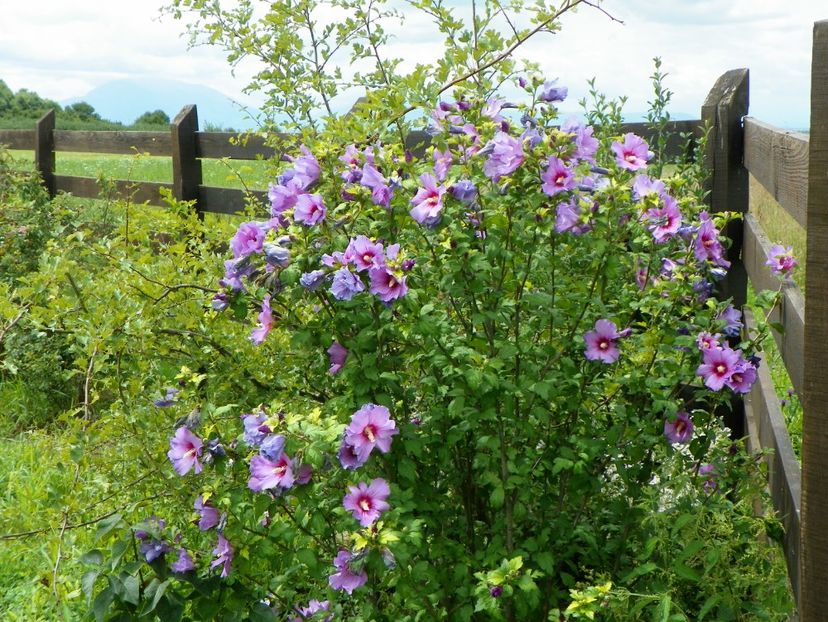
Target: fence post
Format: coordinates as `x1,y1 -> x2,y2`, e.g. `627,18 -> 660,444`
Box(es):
801,19 -> 828,622
35,109 -> 55,197
171,105 -> 203,216
701,68 -> 749,310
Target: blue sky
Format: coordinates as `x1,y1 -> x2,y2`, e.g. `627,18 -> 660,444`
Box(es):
0,0 -> 824,129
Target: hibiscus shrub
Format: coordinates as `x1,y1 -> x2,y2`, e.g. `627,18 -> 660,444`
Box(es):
83,71 -> 793,621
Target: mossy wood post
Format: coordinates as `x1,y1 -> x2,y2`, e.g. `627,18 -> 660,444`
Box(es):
171,105 -> 203,217
34,108 -> 56,197
801,19 -> 828,622
701,69 -> 750,439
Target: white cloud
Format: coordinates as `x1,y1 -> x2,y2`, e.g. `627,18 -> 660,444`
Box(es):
0,0 -> 823,128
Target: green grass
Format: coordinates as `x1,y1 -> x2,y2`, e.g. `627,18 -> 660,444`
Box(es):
8,149 -> 274,190
748,174 -> 805,458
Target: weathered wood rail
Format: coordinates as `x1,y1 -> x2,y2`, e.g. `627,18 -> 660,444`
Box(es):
2,22 -> 827,619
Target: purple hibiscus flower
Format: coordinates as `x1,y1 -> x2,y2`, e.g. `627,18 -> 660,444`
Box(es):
369,267 -> 408,302
726,359 -> 758,394
242,413 -> 270,447
540,80 -> 568,102
560,117 -> 599,163
292,600 -> 332,622
327,342 -> 348,375
697,346 -> 741,391
556,199 -> 591,235
294,193 -> 326,226
338,440 -> 367,470
664,411 -> 694,444
268,179 -> 305,221
345,236 -> 385,272
541,157 -> 577,196
194,495 -> 220,531
210,534 -> 233,578
410,173 -> 447,227
632,174 -> 666,201
230,221 -> 266,259
584,319 -> 625,364
340,145 -> 363,183
451,180 -> 477,203
171,547 -> 195,573
765,244 -> 797,277
344,404 -> 399,463
330,267 -> 365,301
250,294 -> 275,346
645,194 -> 682,243
696,332 -> 721,351
328,549 -> 368,594
433,147 -> 453,181
300,269 -> 327,291
483,132 -> 525,181
611,133 -> 652,171
167,426 -> 203,476
694,212 -> 731,268
719,305 -> 743,337
343,478 -> 391,527
248,453 -> 295,491
361,163 -> 393,208
292,145 -> 320,188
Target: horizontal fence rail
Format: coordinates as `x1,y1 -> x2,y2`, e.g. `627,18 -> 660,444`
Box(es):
744,117 -> 809,229
0,109 -> 703,217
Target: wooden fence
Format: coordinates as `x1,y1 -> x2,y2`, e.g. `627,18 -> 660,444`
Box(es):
2,24 -> 827,619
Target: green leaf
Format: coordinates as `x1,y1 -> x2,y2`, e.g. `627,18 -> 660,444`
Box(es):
671,562 -> 701,582
82,570 -> 100,601
95,513 -> 123,541
490,485 -> 504,509
698,595 -> 720,621
81,550 -> 104,566
120,574 -> 140,606
92,587 -> 114,622
655,594 -> 671,622
622,562 -> 657,583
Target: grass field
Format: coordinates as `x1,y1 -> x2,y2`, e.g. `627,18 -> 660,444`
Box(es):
7,149 -> 274,191
748,174 -> 805,458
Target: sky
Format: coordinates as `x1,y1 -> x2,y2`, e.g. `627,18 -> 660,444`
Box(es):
0,0 -> 824,130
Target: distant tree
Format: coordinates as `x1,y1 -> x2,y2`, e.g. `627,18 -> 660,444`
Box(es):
11,88 -> 61,118
64,101 -> 101,121
134,109 -> 170,126
0,80 -> 13,114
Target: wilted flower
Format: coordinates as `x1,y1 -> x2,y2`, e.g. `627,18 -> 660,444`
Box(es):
194,495 -> 220,530
250,294 -> 275,346
539,80 -> 568,102
171,548 -> 195,573
153,387 -> 179,408
300,269 -> 327,291
210,534 -> 233,578
260,434 -> 287,462
242,413 -> 270,447
327,342 -> 348,375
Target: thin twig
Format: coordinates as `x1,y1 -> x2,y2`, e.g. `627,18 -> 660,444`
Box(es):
0,303 -> 30,345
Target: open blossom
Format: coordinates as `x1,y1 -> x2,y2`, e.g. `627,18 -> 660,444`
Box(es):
433,147 -> 453,181
343,478 -> 391,527
292,145 -> 320,188
556,199 -> 591,235
331,267 -> 365,301
242,413 -> 270,447
645,194 -> 682,243
766,244 -> 797,277
328,549 -> 367,594
248,453 -> 295,491
632,174 -> 666,201
696,332 -> 721,351
293,600 -> 331,622
194,495 -> 220,531
211,534 -> 233,578
327,342 -> 348,375
410,173 -> 447,227
697,346 -> 741,391
361,163 -> 393,208
540,80 -> 568,102
483,131 -> 524,181
726,358 -> 758,393
541,157 -> 577,196
611,133 -> 651,171
694,212 -> 731,268
268,179 -> 305,219
171,548 -> 195,573
344,404 -> 399,463
584,319 -> 624,364
560,117 -> 598,163
230,221 -> 266,258
167,426 -> 203,476
294,193 -> 326,226
250,295 -> 275,346
664,411 -> 694,444
345,235 -> 385,272
369,267 -> 408,302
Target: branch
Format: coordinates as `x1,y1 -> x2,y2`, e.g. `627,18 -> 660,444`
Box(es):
0,303 -> 30,345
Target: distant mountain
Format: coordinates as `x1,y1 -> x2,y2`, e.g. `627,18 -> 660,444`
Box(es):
63,78 -> 260,130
